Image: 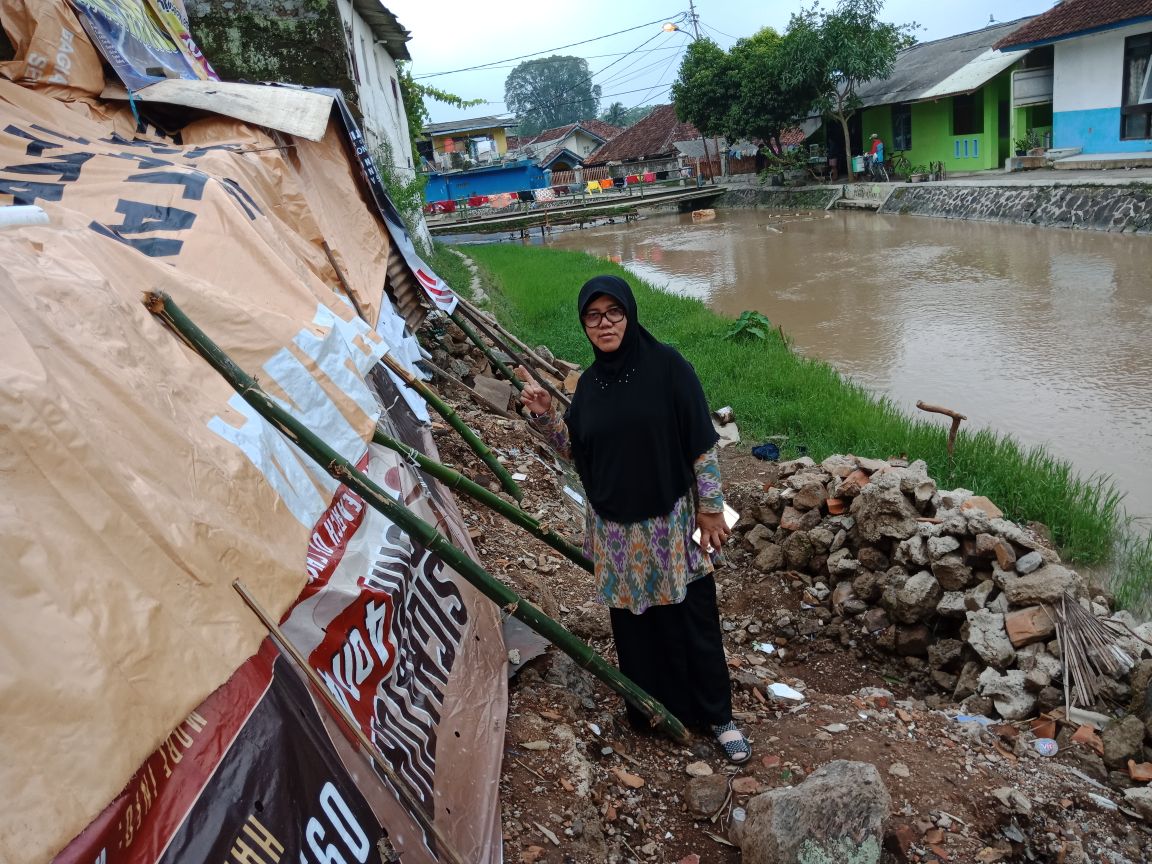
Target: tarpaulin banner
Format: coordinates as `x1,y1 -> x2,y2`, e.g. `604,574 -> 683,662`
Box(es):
70,0 -> 204,89
331,94 -> 459,315
0,15 -> 505,861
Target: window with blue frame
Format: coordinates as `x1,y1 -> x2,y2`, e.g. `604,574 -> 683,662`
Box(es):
1121,33 -> 1152,140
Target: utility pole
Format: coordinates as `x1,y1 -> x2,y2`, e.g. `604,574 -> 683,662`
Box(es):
688,0 -> 701,40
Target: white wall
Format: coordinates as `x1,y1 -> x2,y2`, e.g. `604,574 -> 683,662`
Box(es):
333,0 -> 429,245
1053,21 -> 1151,112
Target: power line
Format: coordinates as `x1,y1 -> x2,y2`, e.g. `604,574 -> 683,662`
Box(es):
412,12 -> 687,79
481,83 -> 681,111
456,45 -> 684,72
700,21 -> 742,42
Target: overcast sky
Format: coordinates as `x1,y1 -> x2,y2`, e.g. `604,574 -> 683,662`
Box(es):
384,0 -> 1057,125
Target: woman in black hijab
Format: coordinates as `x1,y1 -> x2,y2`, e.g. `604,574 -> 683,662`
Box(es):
519,274 -> 750,763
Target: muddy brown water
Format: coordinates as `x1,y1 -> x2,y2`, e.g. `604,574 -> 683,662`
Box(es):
531,208 -> 1152,520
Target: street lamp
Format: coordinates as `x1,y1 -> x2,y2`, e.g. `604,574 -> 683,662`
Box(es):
663,21 -> 719,185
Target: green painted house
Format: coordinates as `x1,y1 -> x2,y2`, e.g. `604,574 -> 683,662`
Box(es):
854,17 -> 1051,174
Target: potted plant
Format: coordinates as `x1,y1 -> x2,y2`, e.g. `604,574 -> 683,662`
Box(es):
1013,136 -> 1030,157
909,164 -> 929,182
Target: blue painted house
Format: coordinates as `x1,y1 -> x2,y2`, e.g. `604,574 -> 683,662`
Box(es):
996,0 -> 1152,154
422,160 -> 548,203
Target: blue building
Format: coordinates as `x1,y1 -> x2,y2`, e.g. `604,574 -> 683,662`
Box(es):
423,160 -> 548,203
997,0 -> 1152,154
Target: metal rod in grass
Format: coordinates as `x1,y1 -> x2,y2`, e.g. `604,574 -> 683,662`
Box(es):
372,426 -> 592,572
232,579 -> 465,864
379,352 -> 522,502
143,291 -> 687,742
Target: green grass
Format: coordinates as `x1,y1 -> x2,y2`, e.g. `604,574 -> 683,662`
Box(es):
438,241 -> 1152,608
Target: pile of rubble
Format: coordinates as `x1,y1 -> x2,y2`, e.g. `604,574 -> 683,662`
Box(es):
726,454 -> 1152,772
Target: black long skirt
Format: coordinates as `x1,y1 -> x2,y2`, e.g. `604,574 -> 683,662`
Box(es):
609,575 -> 733,731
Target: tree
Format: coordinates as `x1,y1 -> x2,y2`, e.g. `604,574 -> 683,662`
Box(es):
779,0 -> 916,180
725,28 -> 818,155
600,101 -> 628,126
670,37 -> 735,139
505,56 -> 601,136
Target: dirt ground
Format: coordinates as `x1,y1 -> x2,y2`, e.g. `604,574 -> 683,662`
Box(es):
426,370 -> 1152,864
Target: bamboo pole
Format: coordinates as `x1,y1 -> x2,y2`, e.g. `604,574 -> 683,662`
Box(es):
379,352 -> 522,502
448,308 -> 522,391
455,302 -> 571,410
453,294 -> 563,377
232,580 -> 465,864
373,427 -> 592,571
144,291 -> 688,742
317,239 -> 519,499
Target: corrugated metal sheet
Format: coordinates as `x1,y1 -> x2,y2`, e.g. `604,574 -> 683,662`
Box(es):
583,105 -> 701,166
917,48 -> 1024,100
856,17 -> 1034,108
352,1 -> 412,61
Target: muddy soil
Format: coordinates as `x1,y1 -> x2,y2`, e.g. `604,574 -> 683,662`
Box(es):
425,368 -> 1150,864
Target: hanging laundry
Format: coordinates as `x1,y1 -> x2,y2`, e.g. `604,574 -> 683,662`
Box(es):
552,185 -> 570,196
534,188 -> 556,202
467,195 -> 489,208
488,193 -> 515,209
625,175 -> 640,185
642,172 -> 656,183
599,177 -> 614,189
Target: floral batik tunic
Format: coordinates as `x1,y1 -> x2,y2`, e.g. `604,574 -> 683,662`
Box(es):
531,405 -> 724,614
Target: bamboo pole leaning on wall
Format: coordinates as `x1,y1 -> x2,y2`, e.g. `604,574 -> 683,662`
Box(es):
379,353 -> 523,503
143,291 -> 688,743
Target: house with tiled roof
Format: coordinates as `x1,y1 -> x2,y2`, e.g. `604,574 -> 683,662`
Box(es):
996,0 -> 1152,155
582,105 -> 705,174
853,17 -> 1039,174
510,120 -> 624,171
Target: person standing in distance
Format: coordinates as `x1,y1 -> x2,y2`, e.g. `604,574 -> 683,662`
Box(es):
517,274 -> 751,763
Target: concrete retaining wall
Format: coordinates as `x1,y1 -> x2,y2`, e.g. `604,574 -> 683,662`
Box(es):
880,184 -> 1152,234
719,187 -> 840,211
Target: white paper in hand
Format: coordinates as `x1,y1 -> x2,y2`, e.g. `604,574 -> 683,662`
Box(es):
691,502 -> 739,550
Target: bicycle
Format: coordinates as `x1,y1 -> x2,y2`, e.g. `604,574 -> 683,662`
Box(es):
863,153 -> 889,182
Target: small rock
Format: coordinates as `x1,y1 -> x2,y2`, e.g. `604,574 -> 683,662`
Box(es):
1102,715 -> 1146,770
1004,605 -> 1057,647
888,762 -> 910,778
732,776 -> 763,795
992,786 -> 1032,815
684,774 -> 729,817
966,609 -> 1016,668
685,761 -> 713,777
1122,787 -> 1152,821
611,767 -> 645,788
822,723 -> 850,734
1015,550 -> 1044,575
521,740 -> 551,751
1003,564 -> 1082,605
962,496 -> 1003,519
891,571 -> 943,624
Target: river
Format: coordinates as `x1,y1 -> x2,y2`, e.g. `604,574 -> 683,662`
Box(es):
530,208 -> 1152,519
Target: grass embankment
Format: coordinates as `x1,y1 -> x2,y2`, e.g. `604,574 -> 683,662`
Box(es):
427,242 -> 1152,608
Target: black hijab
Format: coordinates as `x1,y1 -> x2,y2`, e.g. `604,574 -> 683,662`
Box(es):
564,275 -> 719,523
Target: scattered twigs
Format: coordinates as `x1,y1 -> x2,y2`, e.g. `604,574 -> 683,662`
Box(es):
1055,591 -> 1134,708
232,579 -> 465,864
379,352 -> 522,502
143,291 -> 687,742
448,308 -> 522,390
320,240 -> 369,323
373,426 -> 592,571
916,400 -> 967,461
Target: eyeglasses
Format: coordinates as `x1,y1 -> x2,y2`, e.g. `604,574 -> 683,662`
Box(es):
582,306 -> 626,327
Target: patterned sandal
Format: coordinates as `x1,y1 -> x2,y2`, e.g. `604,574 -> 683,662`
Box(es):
712,721 -> 751,764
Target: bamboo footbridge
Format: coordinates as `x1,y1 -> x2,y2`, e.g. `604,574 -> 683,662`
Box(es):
426,184 -> 728,237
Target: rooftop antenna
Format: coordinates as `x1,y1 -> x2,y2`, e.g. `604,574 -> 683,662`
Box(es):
988,13 -> 997,24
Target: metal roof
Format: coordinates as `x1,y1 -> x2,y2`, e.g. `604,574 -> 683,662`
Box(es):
855,17 -> 1034,108
352,1 -> 411,62
917,47 -> 1023,101
422,116 -> 519,136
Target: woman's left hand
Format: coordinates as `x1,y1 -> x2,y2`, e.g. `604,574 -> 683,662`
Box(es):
696,510 -> 730,553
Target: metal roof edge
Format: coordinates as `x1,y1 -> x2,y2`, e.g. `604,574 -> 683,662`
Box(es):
351,1 -> 412,61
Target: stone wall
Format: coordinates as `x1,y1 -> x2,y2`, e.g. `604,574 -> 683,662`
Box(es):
186,0 -> 355,104
719,187 -> 839,211
880,183 -> 1152,233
